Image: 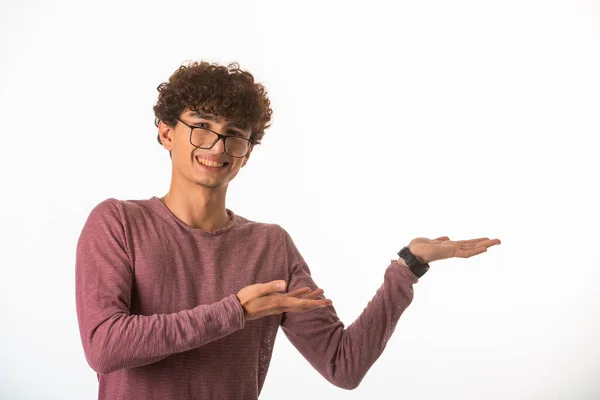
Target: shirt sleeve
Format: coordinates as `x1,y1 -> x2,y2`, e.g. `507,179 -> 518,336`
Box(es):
75,199 -> 246,375
278,226 -> 419,390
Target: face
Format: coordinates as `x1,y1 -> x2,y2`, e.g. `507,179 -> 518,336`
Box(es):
158,108 -> 254,190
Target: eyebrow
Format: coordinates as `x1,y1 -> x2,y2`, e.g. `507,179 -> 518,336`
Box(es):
188,112 -> 248,136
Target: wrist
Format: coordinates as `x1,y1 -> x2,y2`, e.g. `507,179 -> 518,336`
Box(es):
394,258 -> 411,270
397,246 -> 430,278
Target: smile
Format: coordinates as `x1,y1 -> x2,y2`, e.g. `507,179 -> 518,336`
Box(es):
196,157 -> 229,170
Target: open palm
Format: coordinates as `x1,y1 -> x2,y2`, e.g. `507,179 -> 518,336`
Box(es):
408,236 -> 501,264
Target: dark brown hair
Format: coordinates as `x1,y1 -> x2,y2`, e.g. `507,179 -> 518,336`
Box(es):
153,61 -> 273,151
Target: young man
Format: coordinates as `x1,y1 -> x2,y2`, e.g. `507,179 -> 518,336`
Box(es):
75,61 -> 500,399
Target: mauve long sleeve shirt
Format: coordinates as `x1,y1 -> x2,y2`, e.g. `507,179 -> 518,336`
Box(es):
75,196 -> 419,399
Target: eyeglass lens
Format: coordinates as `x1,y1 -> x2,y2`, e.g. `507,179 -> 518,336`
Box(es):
191,128 -> 250,157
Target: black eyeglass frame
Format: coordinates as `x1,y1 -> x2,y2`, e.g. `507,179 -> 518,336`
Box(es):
175,117 -> 254,158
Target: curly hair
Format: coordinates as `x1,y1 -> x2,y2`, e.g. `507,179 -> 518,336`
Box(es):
153,61 -> 273,151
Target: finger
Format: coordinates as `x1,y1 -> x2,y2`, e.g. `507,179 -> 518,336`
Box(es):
434,236 -> 450,241
473,239 -> 501,248
284,287 -> 312,297
301,288 -> 325,299
283,287 -> 326,299
455,246 -> 488,258
257,280 -> 287,297
281,296 -> 332,312
456,238 -> 490,245
290,296 -> 331,308
455,239 -> 498,250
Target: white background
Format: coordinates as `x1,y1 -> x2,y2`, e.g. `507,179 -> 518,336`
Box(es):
1,0 -> 598,399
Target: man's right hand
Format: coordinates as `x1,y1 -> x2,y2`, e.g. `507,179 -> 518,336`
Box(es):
236,280 -> 332,321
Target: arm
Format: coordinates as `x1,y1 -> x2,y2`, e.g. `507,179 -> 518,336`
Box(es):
75,199 -> 245,375
278,226 -> 418,390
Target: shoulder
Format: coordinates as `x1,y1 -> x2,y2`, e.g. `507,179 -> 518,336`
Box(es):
85,198 -> 123,224
89,197 -> 157,223
79,196 -> 156,238
231,213 -> 289,243
84,197 -> 155,230
77,198 -> 128,243
77,198 -> 128,250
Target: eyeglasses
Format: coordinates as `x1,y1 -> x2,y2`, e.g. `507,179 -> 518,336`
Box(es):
176,117 -> 253,158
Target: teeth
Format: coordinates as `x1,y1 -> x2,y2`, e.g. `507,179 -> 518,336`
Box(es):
197,157 -> 224,168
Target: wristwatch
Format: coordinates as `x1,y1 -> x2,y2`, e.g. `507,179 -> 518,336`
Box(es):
397,246 -> 430,278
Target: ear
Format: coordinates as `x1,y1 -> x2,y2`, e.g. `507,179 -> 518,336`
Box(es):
241,144 -> 255,168
157,120 -> 175,152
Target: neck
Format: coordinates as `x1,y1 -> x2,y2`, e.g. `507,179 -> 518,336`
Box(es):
161,186 -> 230,232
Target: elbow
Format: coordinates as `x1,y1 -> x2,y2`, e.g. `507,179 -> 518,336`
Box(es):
334,378 -> 360,391
336,382 -> 359,391
329,372 -> 362,391
81,318 -> 125,375
92,359 -> 118,376
91,363 -> 112,376
323,356 -> 363,390
86,351 -> 116,375
84,340 -> 120,375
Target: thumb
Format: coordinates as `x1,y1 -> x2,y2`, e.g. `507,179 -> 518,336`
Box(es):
257,280 -> 287,296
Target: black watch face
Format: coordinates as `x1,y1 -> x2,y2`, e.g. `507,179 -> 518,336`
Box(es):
414,264 -> 429,277
402,251 -> 415,264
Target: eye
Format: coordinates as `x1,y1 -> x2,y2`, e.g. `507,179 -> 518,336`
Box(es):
194,122 -> 209,128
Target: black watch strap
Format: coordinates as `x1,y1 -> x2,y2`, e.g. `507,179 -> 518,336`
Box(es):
397,246 -> 430,278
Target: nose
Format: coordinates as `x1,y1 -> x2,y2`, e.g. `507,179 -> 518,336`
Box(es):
208,135 -> 227,154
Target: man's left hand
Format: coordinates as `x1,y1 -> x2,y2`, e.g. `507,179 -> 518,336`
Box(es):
408,236 -> 501,264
